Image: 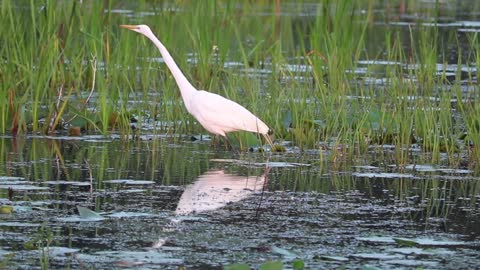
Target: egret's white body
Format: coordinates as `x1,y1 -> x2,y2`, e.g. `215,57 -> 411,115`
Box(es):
121,24 -> 272,144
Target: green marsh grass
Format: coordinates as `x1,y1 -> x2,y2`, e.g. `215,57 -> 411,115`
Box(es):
1,1 -> 479,168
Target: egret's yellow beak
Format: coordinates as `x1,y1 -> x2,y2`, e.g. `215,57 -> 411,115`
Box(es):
120,25 -> 138,31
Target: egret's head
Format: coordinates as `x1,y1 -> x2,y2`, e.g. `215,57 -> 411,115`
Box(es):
120,24 -> 152,35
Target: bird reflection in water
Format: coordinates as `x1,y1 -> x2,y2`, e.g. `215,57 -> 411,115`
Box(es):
149,169 -> 269,249
175,169 -> 268,215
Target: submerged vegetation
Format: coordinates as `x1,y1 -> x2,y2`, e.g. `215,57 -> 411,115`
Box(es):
1,0 -> 479,168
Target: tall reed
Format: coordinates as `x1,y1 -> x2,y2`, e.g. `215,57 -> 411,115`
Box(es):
1,1 -> 479,168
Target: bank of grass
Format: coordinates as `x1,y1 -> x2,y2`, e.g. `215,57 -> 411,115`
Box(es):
1,0 -> 479,168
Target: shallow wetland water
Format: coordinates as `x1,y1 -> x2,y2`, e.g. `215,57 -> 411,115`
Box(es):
0,135 -> 479,269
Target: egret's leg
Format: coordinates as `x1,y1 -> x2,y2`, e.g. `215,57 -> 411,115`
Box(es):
255,164 -> 271,218
263,133 -> 274,148
222,135 -> 234,150
211,135 -> 220,147
211,135 -> 228,148
210,135 -> 234,151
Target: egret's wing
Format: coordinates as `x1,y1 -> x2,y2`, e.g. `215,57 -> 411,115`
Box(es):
190,90 -> 269,134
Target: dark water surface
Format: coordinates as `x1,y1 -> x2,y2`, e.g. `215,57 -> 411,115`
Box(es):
0,135 -> 479,269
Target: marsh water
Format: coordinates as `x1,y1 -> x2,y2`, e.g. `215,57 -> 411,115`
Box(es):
2,1 -> 480,269
1,134 -> 479,269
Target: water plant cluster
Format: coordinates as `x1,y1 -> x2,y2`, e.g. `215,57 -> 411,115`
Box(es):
1,0 -> 479,168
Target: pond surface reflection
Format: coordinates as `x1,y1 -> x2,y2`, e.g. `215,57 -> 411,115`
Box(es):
0,136 -> 479,269
175,170 -> 267,215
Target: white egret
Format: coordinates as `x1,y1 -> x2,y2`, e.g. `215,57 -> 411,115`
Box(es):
120,24 -> 273,146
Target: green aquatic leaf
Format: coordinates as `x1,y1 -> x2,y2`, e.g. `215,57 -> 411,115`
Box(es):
0,205 -> 13,214
303,119 -> 327,129
365,110 -> 397,131
69,117 -> 88,129
366,110 -> 382,130
393,238 -> 418,247
66,104 -> 101,131
292,259 -> 305,270
259,261 -> 283,270
227,131 -> 263,149
223,263 -> 250,270
282,110 -> 292,129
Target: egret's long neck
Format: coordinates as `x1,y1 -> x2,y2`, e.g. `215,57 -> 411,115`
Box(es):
145,31 -> 196,107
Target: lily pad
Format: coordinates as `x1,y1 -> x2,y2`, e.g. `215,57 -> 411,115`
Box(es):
0,185 -> 49,191
0,176 -> 25,181
393,238 -> 468,247
404,164 -> 437,172
352,172 -> 415,179
43,246 -> 80,256
75,206 -> 105,221
224,263 -> 250,270
319,255 -> 349,262
351,253 -> 403,260
385,259 -> 438,267
352,165 -> 379,170
393,238 -> 419,247
76,251 -> 183,265
356,236 -> 396,244
106,211 -> 152,218
292,259 -> 305,270
44,181 -> 91,186
256,162 -> 311,168
0,205 -> 13,214
404,165 -> 473,174
259,261 -> 283,270
0,222 -> 40,227
389,247 -> 454,255
103,179 -> 155,185
438,168 -> 473,174
271,246 -> 297,259
209,158 -> 240,163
